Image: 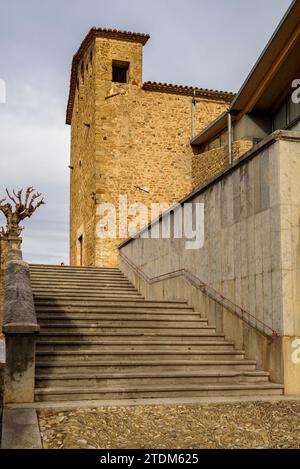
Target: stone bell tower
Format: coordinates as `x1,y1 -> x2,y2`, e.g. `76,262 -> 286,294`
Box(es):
67,28 -> 232,267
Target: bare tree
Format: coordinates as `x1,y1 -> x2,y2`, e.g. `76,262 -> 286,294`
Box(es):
0,187 -> 45,237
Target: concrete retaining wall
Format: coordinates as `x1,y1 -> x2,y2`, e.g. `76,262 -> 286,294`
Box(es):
119,131 -> 300,394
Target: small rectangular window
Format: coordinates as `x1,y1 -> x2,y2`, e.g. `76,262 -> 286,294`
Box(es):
112,60 -> 129,83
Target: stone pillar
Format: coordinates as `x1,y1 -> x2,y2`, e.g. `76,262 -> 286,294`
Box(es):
0,236 -> 9,330
7,235 -> 23,262
4,334 -> 36,403
2,259 -> 39,403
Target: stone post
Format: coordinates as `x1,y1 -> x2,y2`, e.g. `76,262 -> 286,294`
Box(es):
0,236 -> 9,330
2,258 -> 39,403
0,187 -> 45,403
7,235 -> 23,262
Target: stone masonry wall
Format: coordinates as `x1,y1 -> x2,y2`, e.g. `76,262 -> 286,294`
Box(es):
192,139 -> 253,189
69,36 -> 232,267
69,42 -> 97,266
119,132 -> 300,394
0,237 -> 8,335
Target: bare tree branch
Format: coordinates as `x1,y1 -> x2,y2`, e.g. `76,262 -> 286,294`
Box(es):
0,187 -> 45,236
14,189 -> 24,213
5,189 -> 17,205
24,186 -> 34,207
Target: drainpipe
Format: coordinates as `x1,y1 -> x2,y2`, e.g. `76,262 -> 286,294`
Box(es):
191,89 -> 196,139
227,111 -> 233,165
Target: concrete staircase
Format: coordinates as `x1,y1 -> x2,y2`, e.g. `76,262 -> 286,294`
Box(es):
29,264 -> 283,401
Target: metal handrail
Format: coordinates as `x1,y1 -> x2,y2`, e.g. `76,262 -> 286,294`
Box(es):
119,251 -> 279,338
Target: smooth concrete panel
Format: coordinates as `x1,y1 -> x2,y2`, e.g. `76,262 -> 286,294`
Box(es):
120,133 -> 300,394
1,409 -> 42,449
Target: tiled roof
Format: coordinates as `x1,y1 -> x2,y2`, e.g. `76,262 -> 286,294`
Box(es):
142,81 -> 234,100
88,27 -> 150,44
66,27 -> 150,124
66,29 -> 234,124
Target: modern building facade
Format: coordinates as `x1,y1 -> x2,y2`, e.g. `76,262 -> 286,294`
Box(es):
118,0 -> 300,395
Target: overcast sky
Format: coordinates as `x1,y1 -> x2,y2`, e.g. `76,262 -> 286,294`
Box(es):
0,0 -> 292,264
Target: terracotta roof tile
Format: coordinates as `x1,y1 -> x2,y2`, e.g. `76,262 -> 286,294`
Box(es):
66,27 -> 150,124
142,81 -> 234,100
66,29 -> 234,124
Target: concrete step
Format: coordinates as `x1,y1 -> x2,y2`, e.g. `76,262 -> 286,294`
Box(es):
34,382 -> 283,401
35,359 -> 258,373
30,270 -> 127,276
36,313 -> 205,321
31,278 -> 130,285
31,264 -> 283,401
34,305 -> 195,313
36,349 -> 245,361
31,277 -> 134,289
37,318 -> 209,327
38,325 -> 217,334
32,284 -> 136,289
35,340 -> 235,351
29,264 -> 120,272
30,275 -> 129,283
33,293 -> 143,300
30,272 -> 126,278
30,274 -> 130,280
37,331 -> 226,341
35,370 -> 271,387
34,299 -> 189,308
34,292 -> 142,298
31,282 -> 137,293
29,265 -> 124,276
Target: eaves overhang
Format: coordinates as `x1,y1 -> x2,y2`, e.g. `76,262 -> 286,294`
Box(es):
190,0 -> 300,147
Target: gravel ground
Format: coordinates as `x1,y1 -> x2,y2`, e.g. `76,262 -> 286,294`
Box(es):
38,401 -> 300,449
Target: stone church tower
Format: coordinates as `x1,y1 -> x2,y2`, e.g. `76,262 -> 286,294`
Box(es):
66,28 -> 233,267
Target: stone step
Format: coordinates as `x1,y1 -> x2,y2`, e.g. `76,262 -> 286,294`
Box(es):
30,269 -> 122,276
30,271 -> 128,277
31,278 -> 134,289
36,307 -> 200,316
34,305 -> 195,313
34,292 -> 143,299
29,264 -> 120,272
30,266 -> 125,271
35,370 -> 271,387
37,318 -> 209,328
31,279 -> 129,286
38,325 -> 217,334
35,340 -> 235,351
34,287 -> 137,293
35,359 -> 258,373
36,349 -> 245,361
31,283 -> 135,290
37,331 -> 226,341
34,291 -> 141,297
36,312 -> 204,321
30,276 -> 129,283
34,299 -> 189,308
31,264 -> 283,401
30,271 -> 128,282
34,382 -> 283,401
